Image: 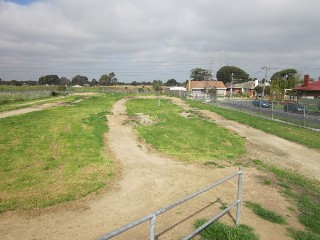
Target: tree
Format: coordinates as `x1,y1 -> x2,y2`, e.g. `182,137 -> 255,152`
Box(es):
166,78 -> 178,86
71,75 -> 89,86
208,86 -> 218,100
99,72 -> 118,86
216,66 -> 249,84
270,69 -> 298,96
38,74 -> 60,85
190,68 -> 212,81
90,78 -> 98,86
152,80 -> 163,91
254,85 -> 270,96
58,77 -> 71,86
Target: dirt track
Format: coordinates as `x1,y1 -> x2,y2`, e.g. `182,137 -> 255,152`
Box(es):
1,97 -> 319,240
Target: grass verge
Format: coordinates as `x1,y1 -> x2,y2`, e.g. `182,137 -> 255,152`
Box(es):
0,93 -> 123,212
194,220 -> 259,240
186,100 -> 320,150
253,160 -> 320,239
244,201 -> 287,224
126,98 -> 245,163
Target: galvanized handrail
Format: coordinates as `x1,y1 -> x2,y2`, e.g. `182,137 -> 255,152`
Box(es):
97,167 -> 243,240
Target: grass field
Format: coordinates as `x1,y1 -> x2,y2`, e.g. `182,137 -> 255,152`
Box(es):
187,100 -> 320,150
126,98 -> 246,163
0,93 -> 123,212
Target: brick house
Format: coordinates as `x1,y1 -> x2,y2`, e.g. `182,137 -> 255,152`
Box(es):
294,75 -> 320,99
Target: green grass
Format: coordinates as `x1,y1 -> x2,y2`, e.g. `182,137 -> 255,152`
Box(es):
194,220 -> 259,240
186,100 -> 320,150
126,98 -> 245,163
244,201 -> 287,224
253,160 -> 320,238
0,93 -> 123,212
288,229 -> 320,240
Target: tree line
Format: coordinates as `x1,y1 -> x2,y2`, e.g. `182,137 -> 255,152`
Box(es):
1,66 -> 303,96
0,73 -> 184,88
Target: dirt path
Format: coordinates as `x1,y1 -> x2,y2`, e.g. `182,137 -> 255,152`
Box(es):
0,102 -> 66,118
1,97 -> 316,240
0,93 -> 99,119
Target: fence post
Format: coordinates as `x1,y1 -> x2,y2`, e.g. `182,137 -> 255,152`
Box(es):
150,214 -> 156,240
236,166 -> 243,225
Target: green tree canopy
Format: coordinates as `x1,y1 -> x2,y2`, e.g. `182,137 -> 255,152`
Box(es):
190,68 -> 212,81
90,78 -> 98,86
152,80 -> 163,91
58,77 -> 71,86
99,72 -> 118,86
38,74 -> 60,85
270,69 -> 298,96
71,75 -> 89,86
165,78 -> 178,86
216,66 -> 249,84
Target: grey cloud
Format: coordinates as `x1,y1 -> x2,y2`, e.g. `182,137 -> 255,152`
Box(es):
0,0 -> 319,82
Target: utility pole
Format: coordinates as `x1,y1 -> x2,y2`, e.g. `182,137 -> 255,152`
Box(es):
261,66 -> 271,98
230,73 -> 234,98
230,73 -> 242,98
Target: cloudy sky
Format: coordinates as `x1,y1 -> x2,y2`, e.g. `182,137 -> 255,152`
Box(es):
1,0 -> 320,83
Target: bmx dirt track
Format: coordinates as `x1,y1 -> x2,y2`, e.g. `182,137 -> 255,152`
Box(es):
0,97 -> 319,240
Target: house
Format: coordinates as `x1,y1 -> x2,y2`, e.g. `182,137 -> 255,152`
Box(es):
187,80 -> 227,98
294,75 -> 320,99
225,80 -> 258,97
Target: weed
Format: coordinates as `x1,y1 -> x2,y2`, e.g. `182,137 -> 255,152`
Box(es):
194,220 -> 259,240
245,201 -> 287,224
263,179 -> 272,185
288,228 -> 320,240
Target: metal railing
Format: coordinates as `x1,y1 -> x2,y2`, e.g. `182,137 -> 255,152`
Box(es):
97,167 -> 243,240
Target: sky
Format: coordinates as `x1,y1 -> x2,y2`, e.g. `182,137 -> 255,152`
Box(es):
1,0 -> 320,83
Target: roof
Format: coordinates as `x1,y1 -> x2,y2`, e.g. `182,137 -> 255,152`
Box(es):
294,80 -> 320,91
188,80 -> 226,89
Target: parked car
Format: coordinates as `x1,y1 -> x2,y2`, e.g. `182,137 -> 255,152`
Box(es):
284,103 -> 307,114
252,99 -> 271,108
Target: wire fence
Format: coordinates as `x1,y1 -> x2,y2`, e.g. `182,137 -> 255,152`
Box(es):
208,98 -> 320,130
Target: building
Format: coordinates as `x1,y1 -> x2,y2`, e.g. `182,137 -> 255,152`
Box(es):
294,75 -> 320,99
187,80 -> 227,98
225,80 -> 259,97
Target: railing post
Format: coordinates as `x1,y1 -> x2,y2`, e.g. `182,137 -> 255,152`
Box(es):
236,166 -> 243,225
150,214 -> 156,240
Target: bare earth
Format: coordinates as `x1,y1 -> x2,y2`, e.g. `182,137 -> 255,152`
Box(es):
1,97 -> 319,240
